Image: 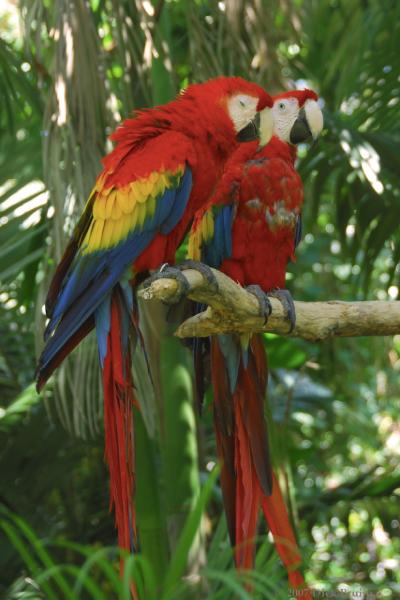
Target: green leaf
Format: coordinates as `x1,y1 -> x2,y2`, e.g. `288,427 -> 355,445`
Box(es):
0,383 -> 41,432
161,466 -> 220,600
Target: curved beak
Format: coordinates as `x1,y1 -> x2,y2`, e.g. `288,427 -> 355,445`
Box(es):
289,108 -> 312,144
236,112 -> 261,142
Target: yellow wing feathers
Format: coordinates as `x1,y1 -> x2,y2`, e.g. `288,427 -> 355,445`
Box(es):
187,209 -> 214,261
204,210 -> 214,240
187,230 -> 201,261
82,167 -> 184,254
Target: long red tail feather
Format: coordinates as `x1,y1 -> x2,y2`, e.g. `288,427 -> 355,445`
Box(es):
211,337 -> 236,545
211,333 -> 309,592
234,395 -> 260,569
261,473 -> 309,594
103,295 -> 138,600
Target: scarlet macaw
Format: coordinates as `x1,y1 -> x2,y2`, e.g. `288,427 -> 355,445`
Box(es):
36,77 -> 273,555
188,89 -> 323,590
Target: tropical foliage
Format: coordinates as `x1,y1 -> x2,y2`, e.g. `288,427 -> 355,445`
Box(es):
1,1 -> 399,598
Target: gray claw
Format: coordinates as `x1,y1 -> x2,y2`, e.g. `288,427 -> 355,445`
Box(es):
143,264 -> 190,304
267,289 -> 296,332
246,284 -> 272,323
177,260 -> 219,293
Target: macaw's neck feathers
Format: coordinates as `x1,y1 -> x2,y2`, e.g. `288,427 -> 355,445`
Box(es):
260,135 -> 298,164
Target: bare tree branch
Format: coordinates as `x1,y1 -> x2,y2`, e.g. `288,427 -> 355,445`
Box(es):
138,268 -> 400,341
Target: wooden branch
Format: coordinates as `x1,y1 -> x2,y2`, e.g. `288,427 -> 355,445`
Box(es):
138,268 -> 400,341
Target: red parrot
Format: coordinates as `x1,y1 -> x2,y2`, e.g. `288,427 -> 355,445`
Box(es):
188,89 -> 323,592
35,77 -> 273,560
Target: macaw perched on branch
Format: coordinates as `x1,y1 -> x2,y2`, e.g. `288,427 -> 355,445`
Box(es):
36,77 -> 273,558
188,90 -> 323,590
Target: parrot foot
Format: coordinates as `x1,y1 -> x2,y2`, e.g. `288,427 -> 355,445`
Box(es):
267,288 -> 296,332
143,263 -> 190,304
246,284 -> 272,323
176,260 -> 219,294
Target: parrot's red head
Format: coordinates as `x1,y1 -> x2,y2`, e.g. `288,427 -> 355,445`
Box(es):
181,77 -> 273,143
270,89 -> 323,145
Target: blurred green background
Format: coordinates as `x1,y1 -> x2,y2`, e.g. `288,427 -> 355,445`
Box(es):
1,0 -> 399,598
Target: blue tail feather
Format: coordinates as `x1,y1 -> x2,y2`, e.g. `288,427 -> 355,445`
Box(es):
95,295 -> 112,366
217,334 -> 240,393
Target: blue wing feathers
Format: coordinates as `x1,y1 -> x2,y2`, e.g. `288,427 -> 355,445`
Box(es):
39,166 -> 193,376
203,204 -> 233,269
161,168 -> 192,235
213,212 -> 224,267
41,230 -> 154,369
154,188 -> 176,228
223,205 -> 233,257
45,229 -> 152,338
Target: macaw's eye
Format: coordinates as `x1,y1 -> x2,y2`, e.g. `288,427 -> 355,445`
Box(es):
236,95 -> 250,108
278,102 -> 286,111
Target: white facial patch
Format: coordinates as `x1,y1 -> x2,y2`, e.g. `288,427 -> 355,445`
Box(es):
272,97 -> 300,143
304,99 -> 323,138
227,94 -> 259,133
